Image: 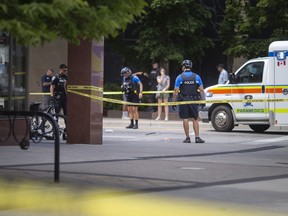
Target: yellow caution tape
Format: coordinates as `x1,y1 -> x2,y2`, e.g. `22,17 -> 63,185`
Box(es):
30,92 -> 50,95
103,90 -> 174,95
31,85 -> 288,106
68,89 -> 288,106
14,72 -> 26,76
1,96 -> 26,100
68,85 -> 103,92
68,85 -> 173,95
0,179 -> 282,216
30,90 -> 172,96
67,89 -> 201,106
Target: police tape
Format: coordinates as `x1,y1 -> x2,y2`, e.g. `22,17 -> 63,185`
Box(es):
30,85 -> 103,96
68,84 -> 103,92
29,92 -> 50,95
67,89 -> 288,106
68,88 -> 203,106
1,96 -> 26,100
30,90 -> 173,96
30,85 -> 288,106
67,84 -> 174,95
0,179 -> 280,216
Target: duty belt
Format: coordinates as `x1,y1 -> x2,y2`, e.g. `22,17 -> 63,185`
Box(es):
182,94 -> 198,97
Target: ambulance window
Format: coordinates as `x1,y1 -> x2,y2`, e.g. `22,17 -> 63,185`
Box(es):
237,62 -> 264,83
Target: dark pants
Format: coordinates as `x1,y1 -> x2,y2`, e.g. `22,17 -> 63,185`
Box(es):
147,85 -> 157,112
55,94 -> 67,116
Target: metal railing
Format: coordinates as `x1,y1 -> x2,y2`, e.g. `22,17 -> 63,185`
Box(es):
0,111 -> 60,182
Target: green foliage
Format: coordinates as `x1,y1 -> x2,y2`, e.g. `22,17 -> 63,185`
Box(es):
219,0 -> 246,58
0,0 -> 146,45
220,0 -> 288,60
135,0 -> 213,64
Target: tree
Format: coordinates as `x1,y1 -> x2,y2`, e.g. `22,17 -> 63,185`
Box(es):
244,0 -> 288,57
218,0 -> 246,71
0,0 -> 146,45
219,0 -> 288,62
134,0 -> 213,66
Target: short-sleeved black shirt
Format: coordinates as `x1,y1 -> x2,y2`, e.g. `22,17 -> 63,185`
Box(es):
148,68 -> 158,91
41,74 -> 52,92
51,74 -> 68,95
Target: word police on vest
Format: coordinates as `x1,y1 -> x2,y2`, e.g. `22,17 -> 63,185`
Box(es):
183,80 -> 196,85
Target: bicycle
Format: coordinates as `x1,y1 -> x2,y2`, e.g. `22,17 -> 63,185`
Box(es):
29,100 -> 67,143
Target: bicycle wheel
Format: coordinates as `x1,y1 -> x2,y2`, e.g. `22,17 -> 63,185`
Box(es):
30,113 -> 65,142
30,116 -> 45,143
41,117 -> 55,140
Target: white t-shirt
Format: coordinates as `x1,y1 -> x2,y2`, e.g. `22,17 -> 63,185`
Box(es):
218,69 -> 228,84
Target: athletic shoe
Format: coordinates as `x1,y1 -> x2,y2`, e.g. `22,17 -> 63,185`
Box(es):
133,125 -> 138,129
195,137 -> 205,143
183,137 -> 191,143
122,116 -> 130,120
155,117 -> 160,121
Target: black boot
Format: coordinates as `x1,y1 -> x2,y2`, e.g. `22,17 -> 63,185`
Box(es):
126,120 -> 134,129
133,120 -> 138,129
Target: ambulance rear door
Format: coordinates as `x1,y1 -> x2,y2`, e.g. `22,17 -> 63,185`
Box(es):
269,47 -> 288,125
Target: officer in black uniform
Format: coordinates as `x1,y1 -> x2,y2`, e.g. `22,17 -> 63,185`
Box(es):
41,68 -> 54,109
134,62 -> 159,112
121,67 -> 143,129
173,60 -> 205,143
148,62 -> 159,111
50,64 -> 68,116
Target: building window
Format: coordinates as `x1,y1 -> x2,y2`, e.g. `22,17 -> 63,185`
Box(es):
0,32 -> 27,111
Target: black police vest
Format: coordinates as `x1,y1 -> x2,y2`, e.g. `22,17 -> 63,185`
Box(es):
179,72 -> 199,98
147,69 -> 158,91
54,75 -> 67,95
123,75 -> 139,95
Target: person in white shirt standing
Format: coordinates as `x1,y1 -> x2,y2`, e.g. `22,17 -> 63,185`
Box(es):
216,64 -> 228,84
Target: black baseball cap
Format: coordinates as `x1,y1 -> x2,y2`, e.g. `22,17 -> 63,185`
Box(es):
59,64 -> 67,69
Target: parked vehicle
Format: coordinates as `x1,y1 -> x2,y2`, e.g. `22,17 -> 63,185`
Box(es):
200,41 -> 288,132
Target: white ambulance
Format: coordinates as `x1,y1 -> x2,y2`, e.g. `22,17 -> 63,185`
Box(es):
199,41 -> 288,132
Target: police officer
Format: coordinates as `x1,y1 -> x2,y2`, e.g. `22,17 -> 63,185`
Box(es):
134,62 -> 159,112
41,68 -> 54,109
50,64 -> 68,116
121,67 -> 143,129
173,60 -> 205,143
147,62 -> 159,112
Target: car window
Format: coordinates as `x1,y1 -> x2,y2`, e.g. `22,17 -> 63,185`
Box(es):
236,62 -> 264,83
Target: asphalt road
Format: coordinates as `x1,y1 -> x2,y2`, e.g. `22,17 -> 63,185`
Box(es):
0,118 -> 288,215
